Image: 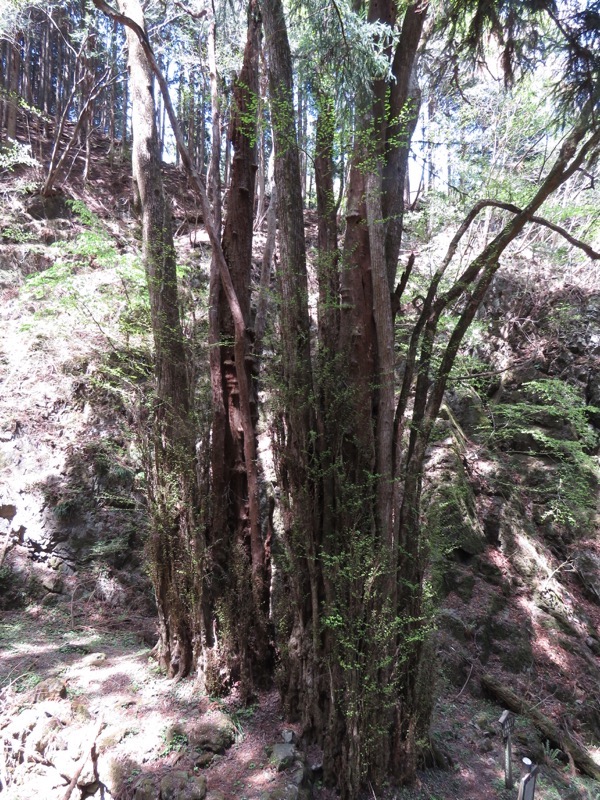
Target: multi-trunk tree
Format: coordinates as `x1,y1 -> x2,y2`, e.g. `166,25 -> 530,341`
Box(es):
3,0 -> 600,797
262,1 -> 600,797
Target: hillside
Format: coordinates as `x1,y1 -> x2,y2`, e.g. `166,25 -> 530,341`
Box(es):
0,130 -> 599,800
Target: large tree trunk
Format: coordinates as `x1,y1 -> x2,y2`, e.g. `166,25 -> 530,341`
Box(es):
261,0 -> 324,746
119,0 -> 198,680
213,0 -> 271,693
263,0 -> 434,794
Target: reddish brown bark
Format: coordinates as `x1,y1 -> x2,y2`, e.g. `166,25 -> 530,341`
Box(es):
217,0 -> 271,687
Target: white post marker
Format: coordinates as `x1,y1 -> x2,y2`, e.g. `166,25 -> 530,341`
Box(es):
517,757 -> 539,800
498,710 -> 515,789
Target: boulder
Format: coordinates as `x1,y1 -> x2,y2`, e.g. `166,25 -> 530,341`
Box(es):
188,711 -> 235,753
268,743 -> 297,772
573,547 -> 600,603
159,770 -> 206,800
31,678 -> 67,703
134,776 -> 158,800
25,192 -> 72,221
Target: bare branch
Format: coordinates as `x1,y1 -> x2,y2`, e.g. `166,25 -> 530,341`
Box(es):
173,0 -> 207,20
477,199 -> 600,260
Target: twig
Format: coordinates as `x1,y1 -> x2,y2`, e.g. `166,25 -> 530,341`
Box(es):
60,715 -> 104,800
456,662 -> 474,698
0,660 -> 36,692
450,356 -> 528,382
473,199 -> 600,260
540,559 -> 574,589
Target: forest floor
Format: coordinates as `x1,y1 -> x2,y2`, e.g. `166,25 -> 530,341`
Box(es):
1,580 -> 598,800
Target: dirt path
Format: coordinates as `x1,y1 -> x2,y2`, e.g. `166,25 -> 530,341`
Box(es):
0,580 -> 311,800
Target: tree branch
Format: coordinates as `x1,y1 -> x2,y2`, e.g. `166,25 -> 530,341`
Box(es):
173,0 -> 207,20
477,199 -> 600,260
91,0 -> 247,344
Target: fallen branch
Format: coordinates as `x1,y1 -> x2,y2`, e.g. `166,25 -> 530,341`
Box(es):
481,673 -> 600,781
60,715 -> 104,800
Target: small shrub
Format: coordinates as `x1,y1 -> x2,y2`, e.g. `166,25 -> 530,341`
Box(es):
53,496 -> 81,521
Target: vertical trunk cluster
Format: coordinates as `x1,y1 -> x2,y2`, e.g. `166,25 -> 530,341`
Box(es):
262,0 -> 433,794
119,0 -> 199,679
262,1 -> 598,793
208,0 -> 272,693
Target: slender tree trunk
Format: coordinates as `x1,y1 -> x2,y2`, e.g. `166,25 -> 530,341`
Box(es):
215,0 -> 270,691
262,0 -> 325,762
118,0 -> 198,680
7,37 -> 21,141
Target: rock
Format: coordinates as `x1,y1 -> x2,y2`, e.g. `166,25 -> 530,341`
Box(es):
269,743 -> 297,772
29,677 -> 68,702
445,387 -> 490,441
97,724 -> 134,752
281,729 -> 296,744
188,711 -> 235,753
25,191 -> 72,221
0,503 -> 17,519
574,548 -> 600,603
52,749 -> 79,780
585,636 -> 600,656
25,715 -> 62,758
81,652 -> 107,667
14,763 -> 68,798
194,751 -> 214,768
289,760 -> 309,787
5,707 -> 44,743
514,727 -> 546,762
95,753 -> 124,797
159,770 -> 207,800
437,608 -> 471,643
33,699 -> 70,722
134,776 -> 158,800
41,573 -> 63,593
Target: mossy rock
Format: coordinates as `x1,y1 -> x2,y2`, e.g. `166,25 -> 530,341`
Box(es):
445,387 -> 492,441
515,726 -> 545,762
134,777 -> 158,800
573,549 -> 600,603
497,638 -> 534,672
25,191 -> 72,221
159,770 -> 206,800
437,608 -> 471,643
188,711 -> 235,753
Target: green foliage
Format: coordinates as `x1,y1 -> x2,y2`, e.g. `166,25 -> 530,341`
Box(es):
492,379 -> 598,452
488,379 -> 599,531
25,260 -> 76,303
543,739 -> 564,764
53,496 -> 81,521
1,223 -> 34,243
0,141 -> 40,172
160,726 -> 189,755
